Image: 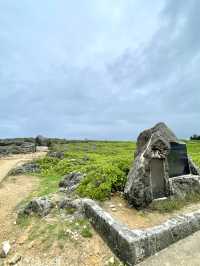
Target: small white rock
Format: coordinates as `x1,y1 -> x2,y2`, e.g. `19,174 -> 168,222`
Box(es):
0,241 -> 11,258
106,256 -> 115,265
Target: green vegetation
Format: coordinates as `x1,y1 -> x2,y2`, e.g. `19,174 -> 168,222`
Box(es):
35,140 -> 200,201
36,141 -> 135,200
16,210 -> 93,250
186,140 -> 200,166
80,225 -> 93,238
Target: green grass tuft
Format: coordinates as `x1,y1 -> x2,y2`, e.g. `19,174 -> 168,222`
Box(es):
149,192 -> 200,213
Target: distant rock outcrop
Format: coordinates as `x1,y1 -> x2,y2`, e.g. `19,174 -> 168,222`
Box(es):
35,135 -> 48,146
47,151 -> 65,159
0,139 -> 36,157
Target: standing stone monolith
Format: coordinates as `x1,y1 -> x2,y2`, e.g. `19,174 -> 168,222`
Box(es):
124,122 -> 200,208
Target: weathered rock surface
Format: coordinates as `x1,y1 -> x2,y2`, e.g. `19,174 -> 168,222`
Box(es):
124,123 -> 172,207
35,135 -> 48,146
59,197 -> 84,219
188,157 -> 200,175
124,122 -> 200,208
135,122 -> 177,156
19,197 -> 54,217
47,151 -> 65,159
59,197 -> 82,210
0,142 -> 35,157
170,174 -> 200,198
59,172 -> 85,193
9,162 -> 40,176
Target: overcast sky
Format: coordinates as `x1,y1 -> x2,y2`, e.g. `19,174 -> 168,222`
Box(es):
0,0 -> 199,140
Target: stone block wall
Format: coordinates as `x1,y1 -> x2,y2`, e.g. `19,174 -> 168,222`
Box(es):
83,199 -> 200,265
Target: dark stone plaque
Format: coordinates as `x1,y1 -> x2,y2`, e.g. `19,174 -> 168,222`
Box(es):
168,142 -> 190,177
150,159 -> 166,198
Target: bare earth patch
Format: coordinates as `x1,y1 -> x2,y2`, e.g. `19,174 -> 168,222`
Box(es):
0,154 -> 119,266
102,194 -> 200,229
0,174 -> 39,241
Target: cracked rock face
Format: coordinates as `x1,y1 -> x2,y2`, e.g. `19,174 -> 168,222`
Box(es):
0,141 -> 36,157
47,151 -> 65,159
124,122 -> 200,208
9,162 -> 40,176
59,172 -> 85,193
19,197 -> 54,217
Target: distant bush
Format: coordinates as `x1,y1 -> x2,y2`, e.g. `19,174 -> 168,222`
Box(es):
190,134 -> 200,140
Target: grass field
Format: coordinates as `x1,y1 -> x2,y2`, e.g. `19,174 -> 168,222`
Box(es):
35,140 -> 200,201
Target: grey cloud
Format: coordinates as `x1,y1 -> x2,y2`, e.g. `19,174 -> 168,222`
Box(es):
0,0 -> 199,139
108,0 -> 200,138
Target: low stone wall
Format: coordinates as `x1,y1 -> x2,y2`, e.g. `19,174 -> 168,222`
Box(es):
83,199 -> 200,265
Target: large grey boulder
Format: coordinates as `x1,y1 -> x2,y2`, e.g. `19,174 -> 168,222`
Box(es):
35,135 -> 48,146
47,151 -> 65,159
9,162 -> 40,176
124,122 -> 200,208
59,172 -> 85,193
19,197 -> 54,217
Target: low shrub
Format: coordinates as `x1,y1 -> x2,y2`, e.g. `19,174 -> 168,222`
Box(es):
35,140 -> 200,201
36,141 -> 134,200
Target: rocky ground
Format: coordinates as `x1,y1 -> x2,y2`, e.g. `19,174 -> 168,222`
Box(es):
1,153 -> 200,266
0,154 -> 120,266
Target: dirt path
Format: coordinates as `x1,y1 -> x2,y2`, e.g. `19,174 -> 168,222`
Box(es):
0,154 -> 117,266
0,175 -> 39,241
0,152 -> 46,183
0,153 -> 45,241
